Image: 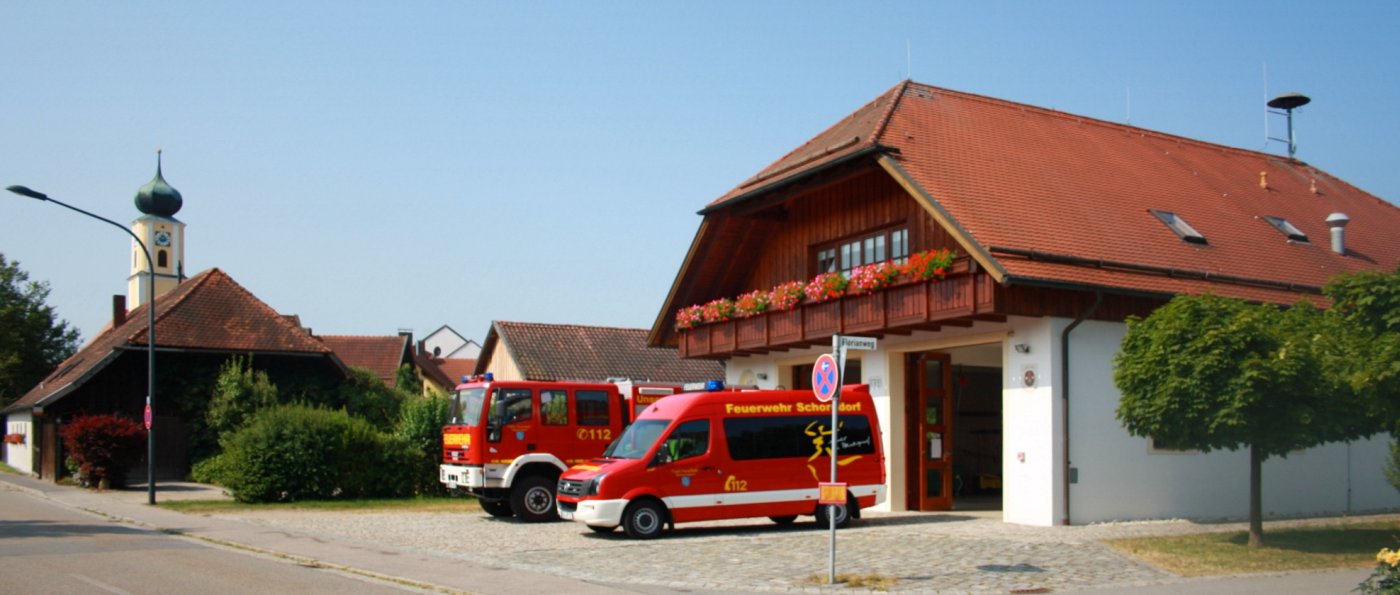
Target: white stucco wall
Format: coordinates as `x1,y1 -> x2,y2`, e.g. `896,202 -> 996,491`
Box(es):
714,315 -> 1398,525
1063,319 -> 1399,525
4,413 -> 34,475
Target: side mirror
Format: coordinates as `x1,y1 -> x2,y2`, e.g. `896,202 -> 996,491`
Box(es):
486,419 -> 502,443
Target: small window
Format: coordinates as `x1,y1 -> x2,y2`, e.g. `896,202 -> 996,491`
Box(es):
659,419 -> 710,463
540,390 -> 568,425
816,248 -> 837,273
496,388 -> 533,425
576,390 -> 611,426
157,249 -> 168,268
1263,216 -> 1308,243
1150,210 -> 1207,244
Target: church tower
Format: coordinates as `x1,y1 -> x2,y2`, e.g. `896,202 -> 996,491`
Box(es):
128,152 -> 186,309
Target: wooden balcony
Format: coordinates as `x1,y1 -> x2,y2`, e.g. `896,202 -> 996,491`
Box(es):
679,260 -> 999,359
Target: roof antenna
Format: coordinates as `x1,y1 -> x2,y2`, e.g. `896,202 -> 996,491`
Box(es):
906,39 -> 912,80
1267,91 -> 1311,160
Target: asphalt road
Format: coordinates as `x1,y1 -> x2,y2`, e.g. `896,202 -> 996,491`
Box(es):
0,489 -> 424,595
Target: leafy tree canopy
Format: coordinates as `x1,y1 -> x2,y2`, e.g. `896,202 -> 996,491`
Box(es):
1115,293 -> 1378,457
0,253 -> 80,408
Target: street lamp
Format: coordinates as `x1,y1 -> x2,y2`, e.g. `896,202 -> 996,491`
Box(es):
6,184 -> 158,505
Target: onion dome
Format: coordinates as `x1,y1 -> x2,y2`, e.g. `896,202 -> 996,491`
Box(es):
134,151 -> 183,217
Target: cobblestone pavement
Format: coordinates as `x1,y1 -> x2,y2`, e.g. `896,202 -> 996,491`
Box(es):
200,506 -> 1399,594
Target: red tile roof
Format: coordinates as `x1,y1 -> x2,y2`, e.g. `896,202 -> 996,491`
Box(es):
478,321 -> 723,383
416,354 -> 477,390
319,335 -> 411,388
4,268 -> 335,413
704,81 -> 1400,304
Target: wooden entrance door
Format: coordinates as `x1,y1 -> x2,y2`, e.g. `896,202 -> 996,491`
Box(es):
907,352 -> 953,510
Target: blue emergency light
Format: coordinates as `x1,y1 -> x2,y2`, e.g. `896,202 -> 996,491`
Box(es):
705,380 -> 725,391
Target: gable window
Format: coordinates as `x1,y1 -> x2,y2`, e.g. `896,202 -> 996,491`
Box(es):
1149,210 -> 1207,244
1263,216 -> 1309,243
815,226 -> 910,275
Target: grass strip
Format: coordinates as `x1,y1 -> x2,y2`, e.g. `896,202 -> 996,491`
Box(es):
1104,520 -> 1400,576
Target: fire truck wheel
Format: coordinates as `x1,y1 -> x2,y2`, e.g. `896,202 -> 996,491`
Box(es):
769,515 -> 798,525
480,498 -> 513,518
622,500 -> 667,539
814,500 -> 851,528
511,475 -> 559,522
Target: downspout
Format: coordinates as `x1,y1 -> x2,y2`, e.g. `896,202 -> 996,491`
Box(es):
1060,291 -> 1102,525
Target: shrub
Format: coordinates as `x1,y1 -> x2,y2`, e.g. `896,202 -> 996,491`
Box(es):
206,356 -> 279,439
394,391 -> 451,496
60,414 -> 145,488
340,367 -> 403,428
213,404 -> 414,502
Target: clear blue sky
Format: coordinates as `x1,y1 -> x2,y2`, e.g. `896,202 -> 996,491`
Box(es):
3,2 -> 1398,347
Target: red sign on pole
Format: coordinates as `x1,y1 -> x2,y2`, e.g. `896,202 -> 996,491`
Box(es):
144,404 -> 152,430
812,354 -> 839,402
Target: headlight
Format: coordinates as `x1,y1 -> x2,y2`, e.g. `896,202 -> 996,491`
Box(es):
584,473 -> 606,497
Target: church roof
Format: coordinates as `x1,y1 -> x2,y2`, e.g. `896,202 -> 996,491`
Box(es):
3,268 -> 336,414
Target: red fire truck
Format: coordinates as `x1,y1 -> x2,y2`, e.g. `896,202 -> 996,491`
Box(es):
439,377 -> 680,521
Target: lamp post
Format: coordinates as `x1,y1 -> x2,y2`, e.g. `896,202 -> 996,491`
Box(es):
6,184 -> 158,505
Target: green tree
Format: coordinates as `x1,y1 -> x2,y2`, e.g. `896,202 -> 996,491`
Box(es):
1114,294 -> 1379,547
394,388 -> 451,495
1326,269 -> 1400,495
394,363 -> 422,396
206,356 -> 279,438
0,254 -> 79,408
1325,268 -> 1400,421
340,367 -> 403,427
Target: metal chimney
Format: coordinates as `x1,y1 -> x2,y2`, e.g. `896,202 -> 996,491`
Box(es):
1325,212 -> 1350,255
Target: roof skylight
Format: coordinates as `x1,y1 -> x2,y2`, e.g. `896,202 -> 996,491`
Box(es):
1149,209 -> 1207,244
1263,215 -> 1309,243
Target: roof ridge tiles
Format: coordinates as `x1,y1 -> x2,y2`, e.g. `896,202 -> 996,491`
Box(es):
903,81 -> 1302,167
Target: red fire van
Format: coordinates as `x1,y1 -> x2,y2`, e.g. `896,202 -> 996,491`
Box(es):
556,386 -> 886,538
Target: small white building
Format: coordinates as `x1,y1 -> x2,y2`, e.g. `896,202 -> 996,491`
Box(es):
649,82 -> 1400,526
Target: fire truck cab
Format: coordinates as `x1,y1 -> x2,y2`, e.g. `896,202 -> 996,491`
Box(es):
440,379 -> 631,522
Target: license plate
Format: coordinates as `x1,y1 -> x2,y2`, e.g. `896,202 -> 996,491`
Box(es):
558,510 -> 574,520
445,481 -> 457,490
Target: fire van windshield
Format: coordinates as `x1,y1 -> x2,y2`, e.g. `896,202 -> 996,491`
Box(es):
450,387 -> 486,426
602,419 -> 670,459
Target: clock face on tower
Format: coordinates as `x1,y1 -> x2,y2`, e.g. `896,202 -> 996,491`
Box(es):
154,231 -> 171,247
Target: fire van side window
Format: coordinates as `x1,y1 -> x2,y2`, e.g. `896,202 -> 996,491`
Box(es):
661,419 -> 710,463
723,415 -> 875,461
540,390 -> 568,425
575,390 -> 611,426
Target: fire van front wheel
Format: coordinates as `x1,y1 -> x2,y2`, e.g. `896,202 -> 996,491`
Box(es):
511,475 -> 559,522
622,500 -> 667,539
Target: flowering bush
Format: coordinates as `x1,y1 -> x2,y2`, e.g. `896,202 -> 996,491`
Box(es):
903,248 -> 956,281
675,305 -> 704,330
672,248 -> 960,328
848,262 -> 902,295
804,272 -> 849,303
700,298 -> 736,323
735,289 -> 771,317
3,433 -> 24,445
769,281 -> 805,311
1359,548 -> 1400,594
61,414 -> 145,489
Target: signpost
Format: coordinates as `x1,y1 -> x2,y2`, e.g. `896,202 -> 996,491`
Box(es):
816,334 -> 876,585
